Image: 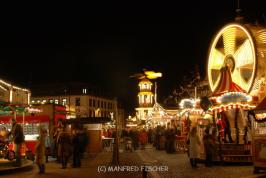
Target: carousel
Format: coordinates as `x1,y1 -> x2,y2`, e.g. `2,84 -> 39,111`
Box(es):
0,79 -> 43,164
206,19 -> 266,165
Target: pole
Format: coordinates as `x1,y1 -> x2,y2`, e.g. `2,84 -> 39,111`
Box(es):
112,99 -> 119,164
155,82 -> 157,104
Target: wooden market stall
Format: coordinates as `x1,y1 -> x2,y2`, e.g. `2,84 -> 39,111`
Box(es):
249,98 -> 266,173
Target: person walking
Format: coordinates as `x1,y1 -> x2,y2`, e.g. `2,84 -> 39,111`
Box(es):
188,126 -> 201,168
57,127 -> 72,169
139,129 -> 148,150
35,127 -> 47,174
203,128 -> 215,167
71,129 -> 81,168
9,118 -> 24,167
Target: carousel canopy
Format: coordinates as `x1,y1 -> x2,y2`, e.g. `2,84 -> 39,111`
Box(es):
210,66 -> 255,111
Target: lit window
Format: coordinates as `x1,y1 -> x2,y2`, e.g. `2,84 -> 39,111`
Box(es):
37,100 -> 40,103
82,88 -> 87,94
32,100 -> 35,103
62,98 -> 67,106
49,99 -> 53,103
55,99 -> 59,104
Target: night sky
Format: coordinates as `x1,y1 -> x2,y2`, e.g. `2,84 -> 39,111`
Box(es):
0,1 -> 265,113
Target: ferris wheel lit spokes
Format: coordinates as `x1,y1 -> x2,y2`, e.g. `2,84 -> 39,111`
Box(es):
208,24 -> 256,92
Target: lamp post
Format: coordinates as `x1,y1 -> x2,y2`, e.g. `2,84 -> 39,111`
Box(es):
144,71 -> 162,103
112,98 -> 119,164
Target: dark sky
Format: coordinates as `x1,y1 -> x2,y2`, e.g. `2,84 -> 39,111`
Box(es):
0,1 -> 265,113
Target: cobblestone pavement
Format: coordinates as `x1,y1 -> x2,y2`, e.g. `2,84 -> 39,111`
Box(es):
0,151 -> 147,178
1,145 -> 266,178
136,145 -> 265,178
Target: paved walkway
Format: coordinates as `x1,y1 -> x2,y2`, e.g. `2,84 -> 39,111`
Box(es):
0,145 -> 266,178
136,145 -> 258,178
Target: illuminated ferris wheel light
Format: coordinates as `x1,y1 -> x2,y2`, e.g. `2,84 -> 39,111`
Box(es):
208,24 -> 256,93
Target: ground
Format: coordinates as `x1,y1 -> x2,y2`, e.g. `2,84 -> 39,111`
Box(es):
0,144 -> 265,178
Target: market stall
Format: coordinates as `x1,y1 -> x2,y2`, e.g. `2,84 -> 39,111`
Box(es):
208,66 -> 256,163
249,98 -> 266,173
0,115 -> 50,154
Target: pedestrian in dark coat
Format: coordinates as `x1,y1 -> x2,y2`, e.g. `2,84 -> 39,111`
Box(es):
58,128 -> 72,169
203,128 -> 215,167
72,129 -> 81,168
9,119 -> 24,167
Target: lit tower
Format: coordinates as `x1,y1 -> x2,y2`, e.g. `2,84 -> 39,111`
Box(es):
138,78 -> 154,107
134,71 -> 162,121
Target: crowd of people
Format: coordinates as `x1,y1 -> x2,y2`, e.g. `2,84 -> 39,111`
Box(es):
50,120 -> 89,171
0,119 -> 89,174
119,124 -> 178,154
187,126 -> 217,168
118,124 -> 218,169
0,118 -> 223,172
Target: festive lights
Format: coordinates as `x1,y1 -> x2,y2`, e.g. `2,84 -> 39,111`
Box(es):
223,27 -> 236,56
179,99 -> 196,109
208,24 -> 256,93
257,30 -> 266,44
144,71 -> 162,79
215,91 -> 253,104
210,103 -> 255,112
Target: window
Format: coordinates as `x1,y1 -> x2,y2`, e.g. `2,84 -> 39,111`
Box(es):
55,99 -> 59,104
93,99 -> 95,107
42,100 -> 47,103
62,98 -> 67,106
97,100 -> 100,107
101,101 -> 103,108
75,98 -> 80,106
82,88 -> 87,94
49,99 -> 53,104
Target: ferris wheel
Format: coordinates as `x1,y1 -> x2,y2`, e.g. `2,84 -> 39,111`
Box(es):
208,24 -> 258,93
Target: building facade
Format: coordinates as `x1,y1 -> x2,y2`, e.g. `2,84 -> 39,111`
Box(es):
30,82 -> 125,128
